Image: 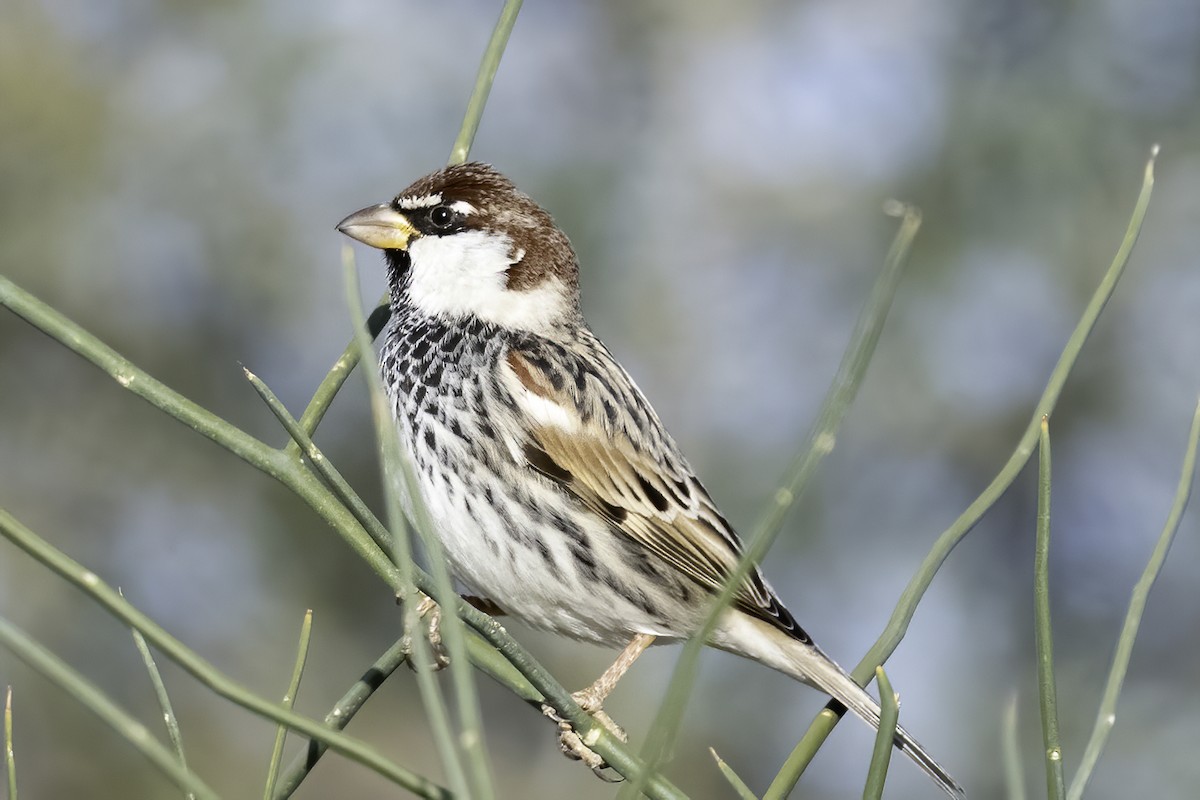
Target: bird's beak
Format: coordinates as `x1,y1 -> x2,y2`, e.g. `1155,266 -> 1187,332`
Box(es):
336,203 -> 418,251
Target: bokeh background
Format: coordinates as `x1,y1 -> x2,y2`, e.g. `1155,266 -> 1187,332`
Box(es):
2,0 -> 1199,797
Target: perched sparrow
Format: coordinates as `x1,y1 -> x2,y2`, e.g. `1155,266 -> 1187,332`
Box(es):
337,163 -> 963,798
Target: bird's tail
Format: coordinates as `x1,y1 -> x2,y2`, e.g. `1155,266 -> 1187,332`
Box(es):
778,634 -> 965,799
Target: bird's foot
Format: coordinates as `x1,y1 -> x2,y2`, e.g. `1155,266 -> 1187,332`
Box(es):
397,593 -> 505,671
541,689 -> 627,781
400,594 -> 450,672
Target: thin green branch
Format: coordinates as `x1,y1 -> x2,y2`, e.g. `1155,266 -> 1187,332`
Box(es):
449,0 -> 524,166
0,616 -> 218,800
1034,418 -> 1065,800
244,367 -> 392,555
4,686 -> 15,800
1067,397 -> 1200,799
1003,693 -> 1027,800
127,598 -> 193,800
781,146 -> 1159,773
709,748 -> 759,800
292,334 -> 368,447
292,0 -> 524,442
263,610 -> 314,800
272,638 -> 407,798
0,277 -> 276,473
628,204 -> 922,800
273,625 -> 546,799
863,667 -> 898,800
766,706 -> 842,799
345,250 -> 478,799
0,274 -> 683,799
0,506 -> 449,799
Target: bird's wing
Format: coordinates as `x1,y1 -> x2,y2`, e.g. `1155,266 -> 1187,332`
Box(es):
501,339 -> 807,640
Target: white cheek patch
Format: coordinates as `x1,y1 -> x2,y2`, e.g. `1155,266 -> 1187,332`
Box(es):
405,230 -> 569,334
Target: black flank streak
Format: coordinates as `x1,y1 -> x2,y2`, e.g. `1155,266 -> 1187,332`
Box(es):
536,538 -> 554,567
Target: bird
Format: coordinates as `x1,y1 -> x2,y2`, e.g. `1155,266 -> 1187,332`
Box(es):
336,162 -> 964,798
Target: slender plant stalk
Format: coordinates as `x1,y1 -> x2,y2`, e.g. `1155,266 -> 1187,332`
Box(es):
272,628 -> 547,799
449,0 -> 524,165
292,0 -> 524,443
1003,693 -> 1027,800
773,147 -> 1159,787
244,369 -> 394,555
4,686 -> 15,800
128,607 -> 193,799
0,506 -> 449,799
0,616 -> 219,800
626,205 -> 922,800
863,667 -> 898,800
0,276 -> 683,797
272,638 -> 408,799
1067,397 -> 1200,799
263,610 -> 314,800
709,748 -> 759,800
1034,418 -> 1065,800
344,251 -> 480,800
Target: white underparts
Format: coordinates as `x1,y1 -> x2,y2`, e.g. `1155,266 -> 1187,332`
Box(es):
405,229 -> 569,334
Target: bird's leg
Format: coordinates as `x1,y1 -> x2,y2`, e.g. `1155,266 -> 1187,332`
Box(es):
398,592 -> 506,672
544,633 -> 655,778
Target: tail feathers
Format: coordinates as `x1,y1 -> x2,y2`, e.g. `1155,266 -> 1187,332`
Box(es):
786,640 -> 966,799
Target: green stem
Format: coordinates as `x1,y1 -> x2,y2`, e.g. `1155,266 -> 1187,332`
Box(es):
263,610 -> 314,800
862,667 -> 898,800
1067,397 -> 1200,799
1002,693 -> 1027,800
776,146 -> 1159,781
128,609 -> 193,799
4,686 -> 15,800
292,0 -> 525,444
345,250 -> 478,799
710,748 -> 759,800
448,0 -> 525,165
1034,418 -> 1065,800
0,616 -> 219,800
272,638 -> 408,799
244,367 -> 392,555
629,205 -> 923,800
0,506 -> 449,799
0,273 -> 684,799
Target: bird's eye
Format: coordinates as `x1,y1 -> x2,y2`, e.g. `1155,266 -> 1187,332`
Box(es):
429,204 -> 455,230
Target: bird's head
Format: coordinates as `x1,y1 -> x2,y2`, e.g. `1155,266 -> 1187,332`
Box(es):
337,162 -> 581,334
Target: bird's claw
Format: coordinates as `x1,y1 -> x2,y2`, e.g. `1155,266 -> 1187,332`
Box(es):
541,690 -> 627,781
400,594 -> 450,671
